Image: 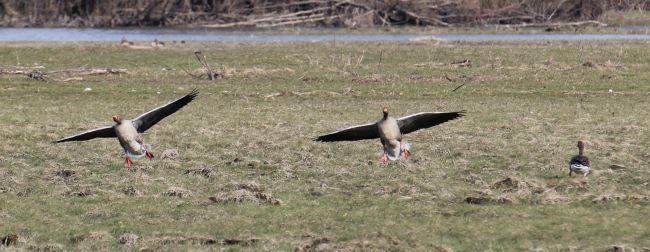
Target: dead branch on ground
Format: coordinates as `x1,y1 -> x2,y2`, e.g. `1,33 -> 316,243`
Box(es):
0,67 -> 127,81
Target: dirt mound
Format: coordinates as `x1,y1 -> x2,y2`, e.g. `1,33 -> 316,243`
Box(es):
209,189 -> 281,205
166,187 -> 192,198
294,234 -> 422,251
122,186 -> 143,196
490,177 -> 544,194
185,166 -> 214,178
0,186 -> 12,193
155,236 -> 217,246
606,245 -> 650,252
236,181 -> 263,192
118,233 -> 139,246
154,236 -> 258,246
63,189 -> 92,197
1,234 -> 18,246
160,148 -> 179,159
29,243 -> 63,252
222,238 -> 259,246
592,193 -> 649,203
465,196 -> 514,205
54,169 -> 76,178
295,238 -> 330,252
209,182 -> 281,205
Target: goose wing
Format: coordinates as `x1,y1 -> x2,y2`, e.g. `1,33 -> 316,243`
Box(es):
570,155 -> 590,166
53,126 -> 115,143
397,111 -> 465,135
314,122 -> 379,142
132,89 -> 199,133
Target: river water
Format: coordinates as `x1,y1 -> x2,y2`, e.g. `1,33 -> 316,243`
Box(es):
2,27 -> 650,42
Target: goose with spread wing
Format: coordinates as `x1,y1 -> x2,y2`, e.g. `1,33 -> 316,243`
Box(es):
54,89 -> 199,169
315,107 -> 464,164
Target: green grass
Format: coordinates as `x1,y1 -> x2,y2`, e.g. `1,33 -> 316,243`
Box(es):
0,40 -> 649,251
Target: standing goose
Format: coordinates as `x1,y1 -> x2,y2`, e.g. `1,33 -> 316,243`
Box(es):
54,89 -> 199,169
569,141 -> 590,176
315,107 -> 464,164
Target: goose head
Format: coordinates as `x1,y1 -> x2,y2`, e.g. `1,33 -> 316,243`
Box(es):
577,141 -> 585,155
382,107 -> 389,119
112,115 -> 123,124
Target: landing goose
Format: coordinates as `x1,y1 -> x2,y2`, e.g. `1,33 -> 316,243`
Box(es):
315,107 -> 464,164
569,141 -> 590,176
54,89 -> 199,169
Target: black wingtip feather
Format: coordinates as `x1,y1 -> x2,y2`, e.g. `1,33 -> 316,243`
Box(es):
188,88 -> 199,98
312,136 -> 328,142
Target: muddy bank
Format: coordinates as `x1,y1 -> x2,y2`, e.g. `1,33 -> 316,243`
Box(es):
0,0 -> 647,28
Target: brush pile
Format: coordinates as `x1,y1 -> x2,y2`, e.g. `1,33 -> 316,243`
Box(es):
0,0 -> 647,28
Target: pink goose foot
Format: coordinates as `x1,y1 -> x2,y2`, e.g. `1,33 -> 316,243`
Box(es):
401,140 -> 411,159
141,143 -> 154,160
379,153 -> 389,166
124,157 -> 133,170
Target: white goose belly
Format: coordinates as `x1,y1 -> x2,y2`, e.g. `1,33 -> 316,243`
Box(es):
114,120 -> 142,153
378,118 -> 403,160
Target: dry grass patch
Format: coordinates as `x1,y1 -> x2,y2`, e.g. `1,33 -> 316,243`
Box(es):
209,181 -> 282,205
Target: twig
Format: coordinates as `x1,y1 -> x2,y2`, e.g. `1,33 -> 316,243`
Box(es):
451,83 -> 467,92
355,50 -> 365,67
194,51 -> 220,80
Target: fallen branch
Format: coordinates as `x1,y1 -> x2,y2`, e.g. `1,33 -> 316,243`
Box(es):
451,83 -> 467,92
202,6 -> 332,28
0,67 -> 127,81
496,20 -> 607,29
48,68 -> 128,76
451,59 -> 471,67
257,14 -> 337,28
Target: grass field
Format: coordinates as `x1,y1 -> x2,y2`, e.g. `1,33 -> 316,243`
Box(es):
0,40 -> 649,251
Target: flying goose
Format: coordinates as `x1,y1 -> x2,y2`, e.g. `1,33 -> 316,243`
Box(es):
569,141 -> 590,176
54,89 -> 199,169
315,107 -> 464,164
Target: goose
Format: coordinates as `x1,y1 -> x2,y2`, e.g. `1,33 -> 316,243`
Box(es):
54,89 -> 199,169
314,107 -> 464,164
569,141 -> 590,176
